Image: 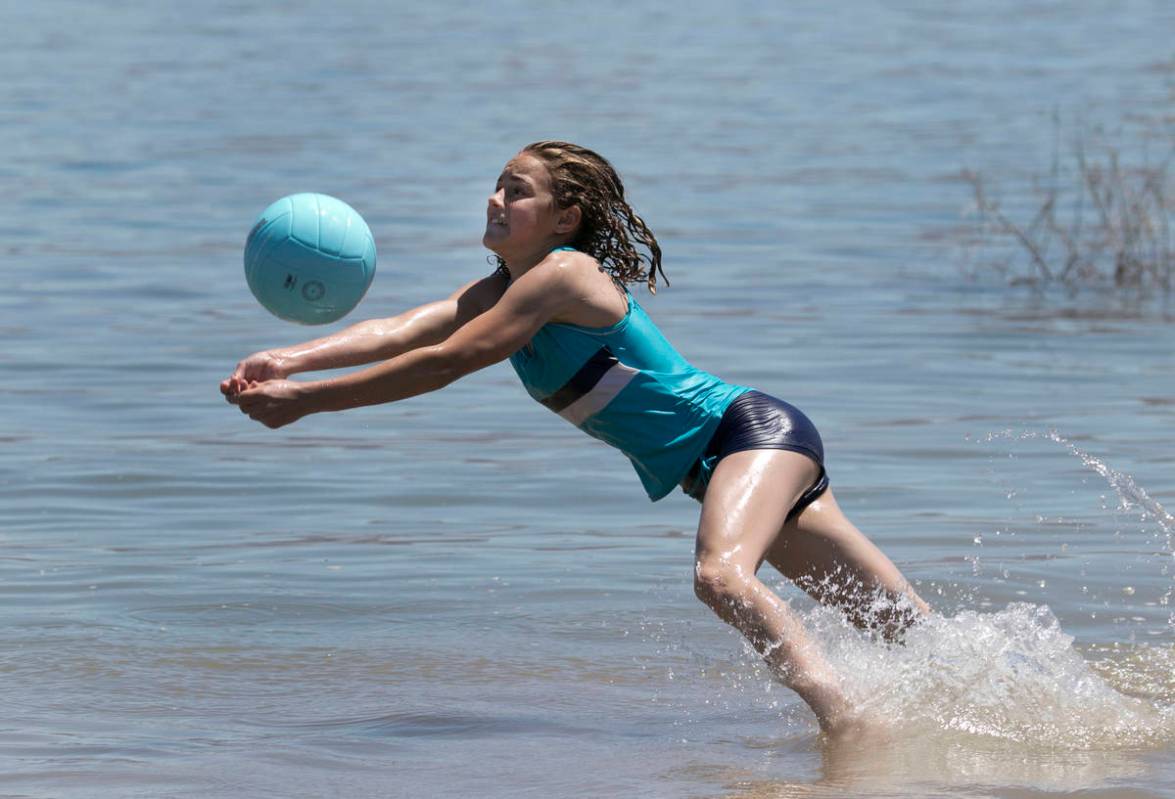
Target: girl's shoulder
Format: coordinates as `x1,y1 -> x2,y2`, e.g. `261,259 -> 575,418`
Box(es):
540,246 -> 601,272
448,269 -> 511,318
539,250 -> 630,328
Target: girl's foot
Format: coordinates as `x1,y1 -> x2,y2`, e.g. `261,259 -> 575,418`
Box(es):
789,673 -> 856,734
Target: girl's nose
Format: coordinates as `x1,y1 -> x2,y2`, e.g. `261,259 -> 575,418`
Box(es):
488,187 -> 505,207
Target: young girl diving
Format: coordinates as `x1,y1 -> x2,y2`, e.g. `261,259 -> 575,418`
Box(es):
221,141 -> 930,732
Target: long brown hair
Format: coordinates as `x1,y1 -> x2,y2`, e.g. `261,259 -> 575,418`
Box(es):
496,141 -> 668,293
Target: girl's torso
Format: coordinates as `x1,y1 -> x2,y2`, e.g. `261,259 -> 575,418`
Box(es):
505,255 -> 747,500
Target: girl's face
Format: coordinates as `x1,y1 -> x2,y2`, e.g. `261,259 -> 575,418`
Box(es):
483,153 -> 568,259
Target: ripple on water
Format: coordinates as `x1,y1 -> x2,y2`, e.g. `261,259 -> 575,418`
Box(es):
260,708 -> 590,739
126,601 -> 356,626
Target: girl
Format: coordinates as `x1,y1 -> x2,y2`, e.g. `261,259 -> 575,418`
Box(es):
221,141 -> 929,732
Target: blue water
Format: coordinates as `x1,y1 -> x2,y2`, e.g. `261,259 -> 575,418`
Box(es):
3,2 -> 1174,797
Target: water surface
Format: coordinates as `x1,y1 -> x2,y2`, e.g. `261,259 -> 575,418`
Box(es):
2,1 -> 1174,797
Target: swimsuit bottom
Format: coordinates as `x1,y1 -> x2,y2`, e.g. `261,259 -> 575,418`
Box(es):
681,390 -> 829,520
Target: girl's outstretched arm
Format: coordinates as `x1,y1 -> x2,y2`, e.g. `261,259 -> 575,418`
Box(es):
229,261 -> 576,429
220,274 -> 502,397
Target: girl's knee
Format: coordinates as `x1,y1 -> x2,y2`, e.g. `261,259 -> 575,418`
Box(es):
693,557 -> 750,608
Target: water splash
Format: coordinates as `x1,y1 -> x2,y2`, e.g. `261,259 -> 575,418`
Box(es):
809,429 -> 1175,748
810,601 -> 1174,749
653,428 -> 1175,752
979,428 -> 1175,545
976,427 -> 1175,617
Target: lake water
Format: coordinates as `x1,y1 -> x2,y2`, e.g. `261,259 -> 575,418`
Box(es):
3,1 -> 1174,797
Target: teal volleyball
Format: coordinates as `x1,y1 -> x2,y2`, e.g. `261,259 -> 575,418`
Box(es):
244,193 -> 377,325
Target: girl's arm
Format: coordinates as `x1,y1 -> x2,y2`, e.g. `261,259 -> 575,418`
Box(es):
231,262 -> 576,428
221,274 -> 503,395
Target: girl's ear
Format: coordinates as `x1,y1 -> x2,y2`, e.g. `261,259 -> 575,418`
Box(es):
554,204 -> 582,235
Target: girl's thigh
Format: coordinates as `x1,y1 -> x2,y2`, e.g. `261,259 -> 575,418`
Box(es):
766,490 -> 928,614
695,449 -> 821,568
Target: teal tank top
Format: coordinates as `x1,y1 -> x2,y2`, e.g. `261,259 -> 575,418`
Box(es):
508,286 -> 749,501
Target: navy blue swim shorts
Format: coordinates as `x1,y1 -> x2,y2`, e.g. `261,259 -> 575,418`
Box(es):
681,390 -> 829,519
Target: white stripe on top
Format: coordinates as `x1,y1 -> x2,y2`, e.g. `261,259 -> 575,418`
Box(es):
558,362 -> 640,427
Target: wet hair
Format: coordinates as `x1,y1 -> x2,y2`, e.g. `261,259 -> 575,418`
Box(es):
494,141 -> 668,293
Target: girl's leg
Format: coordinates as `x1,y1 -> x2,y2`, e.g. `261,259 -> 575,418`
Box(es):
765,489 -> 930,638
693,449 -> 852,730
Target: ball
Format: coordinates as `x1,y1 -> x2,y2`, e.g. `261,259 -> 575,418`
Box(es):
244,193 -> 377,325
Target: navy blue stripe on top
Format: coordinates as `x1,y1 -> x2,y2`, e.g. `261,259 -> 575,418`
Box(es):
538,346 -> 619,413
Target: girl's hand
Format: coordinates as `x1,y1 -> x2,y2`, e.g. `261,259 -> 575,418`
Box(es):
234,380 -> 315,429
221,351 -> 290,402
